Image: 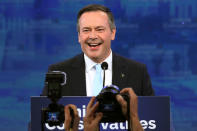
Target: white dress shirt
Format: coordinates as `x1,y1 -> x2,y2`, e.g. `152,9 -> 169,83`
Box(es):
84,52 -> 112,96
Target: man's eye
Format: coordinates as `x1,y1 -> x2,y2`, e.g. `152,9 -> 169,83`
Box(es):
82,29 -> 90,32
97,29 -> 104,32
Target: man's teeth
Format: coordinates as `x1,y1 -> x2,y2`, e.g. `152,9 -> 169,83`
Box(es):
89,43 -> 100,47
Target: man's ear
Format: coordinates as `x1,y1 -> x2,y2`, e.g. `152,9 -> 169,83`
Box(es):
111,28 -> 116,40
78,32 -> 81,43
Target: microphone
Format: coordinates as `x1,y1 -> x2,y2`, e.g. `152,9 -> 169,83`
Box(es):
101,62 -> 108,87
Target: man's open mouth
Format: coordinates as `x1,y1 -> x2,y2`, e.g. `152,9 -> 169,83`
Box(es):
88,43 -> 102,47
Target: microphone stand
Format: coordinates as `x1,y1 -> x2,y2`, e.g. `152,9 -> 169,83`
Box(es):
101,62 -> 108,87
103,70 -> 106,87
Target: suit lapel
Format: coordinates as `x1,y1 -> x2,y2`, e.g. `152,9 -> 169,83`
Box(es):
112,53 -> 128,90
71,54 -> 86,96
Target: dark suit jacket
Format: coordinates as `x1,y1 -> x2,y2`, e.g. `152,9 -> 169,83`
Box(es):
42,53 -> 154,96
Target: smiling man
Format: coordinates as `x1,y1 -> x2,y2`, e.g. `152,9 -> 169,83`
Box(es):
78,10 -> 115,63
42,4 -> 154,97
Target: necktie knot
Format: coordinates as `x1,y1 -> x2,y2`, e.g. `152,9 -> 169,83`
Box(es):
95,64 -> 102,72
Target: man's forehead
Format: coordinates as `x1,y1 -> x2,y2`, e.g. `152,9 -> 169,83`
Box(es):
79,11 -> 109,29
80,10 -> 108,19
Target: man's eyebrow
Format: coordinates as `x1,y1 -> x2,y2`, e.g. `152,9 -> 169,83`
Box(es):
81,27 -> 91,30
81,26 -> 105,30
95,26 -> 105,29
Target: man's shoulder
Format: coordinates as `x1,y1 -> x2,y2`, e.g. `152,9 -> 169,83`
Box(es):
48,53 -> 84,70
113,53 -> 145,68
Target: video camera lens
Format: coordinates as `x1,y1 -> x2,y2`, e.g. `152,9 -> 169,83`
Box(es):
96,85 -> 129,123
42,103 -> 65,126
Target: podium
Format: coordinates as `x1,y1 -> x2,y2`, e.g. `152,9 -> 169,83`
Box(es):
31,96 -> 170,131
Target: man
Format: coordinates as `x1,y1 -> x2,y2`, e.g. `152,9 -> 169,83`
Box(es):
41,4 -> 154,131
41,4 -> 154,97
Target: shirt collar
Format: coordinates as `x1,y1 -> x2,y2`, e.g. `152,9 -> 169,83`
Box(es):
84,54 -> 96,72
84,50 -> 112,72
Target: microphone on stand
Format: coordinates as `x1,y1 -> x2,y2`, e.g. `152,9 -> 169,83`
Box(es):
101,62 -> 108,87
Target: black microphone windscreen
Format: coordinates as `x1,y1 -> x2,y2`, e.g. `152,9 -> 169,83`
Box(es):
101,62 -> 108,70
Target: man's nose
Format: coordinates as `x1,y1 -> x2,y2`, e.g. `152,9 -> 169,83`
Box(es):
89,30 -> 98,39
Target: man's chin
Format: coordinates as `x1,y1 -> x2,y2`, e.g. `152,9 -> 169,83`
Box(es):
87,54 -> 101,63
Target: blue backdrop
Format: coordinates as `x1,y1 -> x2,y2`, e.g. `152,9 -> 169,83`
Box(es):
0,0 -> 197,131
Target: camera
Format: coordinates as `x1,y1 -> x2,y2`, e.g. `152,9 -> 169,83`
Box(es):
42,71 -> 66,126
96,85 -> 129,123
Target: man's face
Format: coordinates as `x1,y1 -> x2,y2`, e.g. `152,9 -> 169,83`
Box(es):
78,11 -> 116,63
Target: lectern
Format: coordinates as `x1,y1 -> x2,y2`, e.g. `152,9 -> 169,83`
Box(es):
31,96 -> 170,131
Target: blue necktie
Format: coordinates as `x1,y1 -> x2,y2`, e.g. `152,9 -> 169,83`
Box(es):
93,64 -> 103,96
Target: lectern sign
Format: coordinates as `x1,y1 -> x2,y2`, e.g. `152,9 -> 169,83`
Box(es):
31,96 -> 170,131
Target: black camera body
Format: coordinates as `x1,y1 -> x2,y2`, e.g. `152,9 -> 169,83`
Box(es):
96,85 -> 129,123
42,71 -> 66,126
